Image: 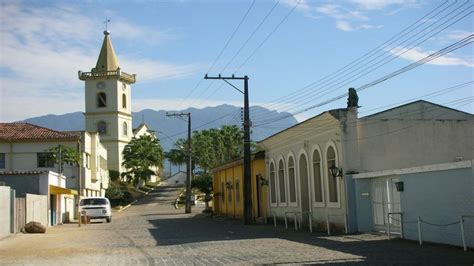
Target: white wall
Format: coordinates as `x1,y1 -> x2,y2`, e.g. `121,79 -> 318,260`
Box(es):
25,193 -> 48,226
261,111 -> 349,227
0,186 -> 11,239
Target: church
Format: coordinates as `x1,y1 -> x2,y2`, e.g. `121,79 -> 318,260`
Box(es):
79,30 -> 155,177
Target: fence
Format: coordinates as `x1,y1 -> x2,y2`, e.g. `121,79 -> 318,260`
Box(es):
386,212 -> 473,251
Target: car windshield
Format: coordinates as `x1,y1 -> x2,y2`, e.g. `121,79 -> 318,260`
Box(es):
80,198 -> 108,206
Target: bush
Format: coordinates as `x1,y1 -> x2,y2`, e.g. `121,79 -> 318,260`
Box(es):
105,182 -> 124,199
109,170 -> 120,182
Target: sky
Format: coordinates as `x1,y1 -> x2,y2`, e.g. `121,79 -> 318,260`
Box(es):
0,0 -> 472,124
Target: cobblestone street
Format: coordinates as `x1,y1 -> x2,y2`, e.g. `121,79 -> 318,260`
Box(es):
0,184 -> 472,265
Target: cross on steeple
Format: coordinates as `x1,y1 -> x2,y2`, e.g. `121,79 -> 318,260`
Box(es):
104,18 -> 111,31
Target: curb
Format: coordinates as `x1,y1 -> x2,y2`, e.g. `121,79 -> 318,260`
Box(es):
117,199 -> 138,212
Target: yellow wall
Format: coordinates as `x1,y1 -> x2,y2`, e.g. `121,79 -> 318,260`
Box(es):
212,156 -> 268,221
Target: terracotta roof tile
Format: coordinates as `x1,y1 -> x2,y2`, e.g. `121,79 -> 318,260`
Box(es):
0,122 -> 80,141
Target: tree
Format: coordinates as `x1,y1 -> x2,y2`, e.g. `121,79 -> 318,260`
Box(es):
191,174 -> 213,210
122,135 -> 164,189
45,144 -> 81,173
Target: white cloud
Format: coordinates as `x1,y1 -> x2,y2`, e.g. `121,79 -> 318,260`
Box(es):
389,46 -> 474,67
0,2 -> 201,121
349,0 -> 420,10
336,21 -> 354,31
444,30 -> 474,42
282,1 -> 415,31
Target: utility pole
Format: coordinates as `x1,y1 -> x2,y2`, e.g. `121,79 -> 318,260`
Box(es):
166,112 -> 192,214
204,74 -> 252,224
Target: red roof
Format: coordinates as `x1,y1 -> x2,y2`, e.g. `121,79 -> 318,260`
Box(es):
0,122 -> 80,141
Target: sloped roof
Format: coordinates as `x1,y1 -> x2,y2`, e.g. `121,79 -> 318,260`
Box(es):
361,100 -> 473,120
258,108 -> 347,144
94,31 -> 119,72
0,122 -> 80,141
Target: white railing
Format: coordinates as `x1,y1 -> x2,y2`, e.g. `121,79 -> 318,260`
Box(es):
326,214 -> 348,235
386,212 -> 473,252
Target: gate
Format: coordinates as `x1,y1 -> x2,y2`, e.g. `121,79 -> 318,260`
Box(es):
372,177 -> 401,233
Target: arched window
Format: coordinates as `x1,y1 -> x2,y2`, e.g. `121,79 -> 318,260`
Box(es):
97,121 -> 107,135
122,93 -> 127,109
312,149 -> 323,203
278,159 -> 286,203
123,122 -> 128,136
97,92 -> 107,108
269,162 -> 277,204
327,146 -> 338,203
288,156 -> 297,204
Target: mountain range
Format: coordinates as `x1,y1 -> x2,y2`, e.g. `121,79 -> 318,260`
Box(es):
23,104 -> 297,151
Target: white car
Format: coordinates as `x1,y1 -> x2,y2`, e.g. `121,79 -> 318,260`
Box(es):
79,197 -> 112,223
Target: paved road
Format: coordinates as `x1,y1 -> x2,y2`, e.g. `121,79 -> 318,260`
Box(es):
1,184 -> 472,265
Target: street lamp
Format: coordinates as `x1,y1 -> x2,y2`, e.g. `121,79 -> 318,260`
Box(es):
329,164 -> 343,179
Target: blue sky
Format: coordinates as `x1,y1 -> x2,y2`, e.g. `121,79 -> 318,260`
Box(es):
0,0 -> 472,123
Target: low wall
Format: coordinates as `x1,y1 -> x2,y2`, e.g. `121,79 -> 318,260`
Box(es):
0,186 -> 11,239
26,194 -> 48,227
355,166 -> 473,248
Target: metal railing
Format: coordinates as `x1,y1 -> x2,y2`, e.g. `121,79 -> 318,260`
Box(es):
326,214 -> 348,235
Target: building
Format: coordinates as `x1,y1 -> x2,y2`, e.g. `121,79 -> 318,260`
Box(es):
258,99 -> 473,236
79,30 -> 137,175
0,122 -> 109,198
0,171 -> 74,226
211,151 -> 268,221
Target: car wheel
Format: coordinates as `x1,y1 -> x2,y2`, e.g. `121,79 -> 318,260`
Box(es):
106,217 -> 112,223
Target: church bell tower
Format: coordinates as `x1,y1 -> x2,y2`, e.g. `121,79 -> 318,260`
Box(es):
78,30 -> 136,174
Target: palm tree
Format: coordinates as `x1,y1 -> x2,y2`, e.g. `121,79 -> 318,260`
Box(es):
122,135 -> 164,189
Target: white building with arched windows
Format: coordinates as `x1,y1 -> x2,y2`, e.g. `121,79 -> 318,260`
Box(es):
259,100 -> 473,237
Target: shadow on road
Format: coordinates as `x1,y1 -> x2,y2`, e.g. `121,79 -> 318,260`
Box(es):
144,214 -> 473,264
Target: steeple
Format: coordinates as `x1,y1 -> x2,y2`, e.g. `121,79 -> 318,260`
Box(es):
78,31 -> 136,84
95,30 -> 119,72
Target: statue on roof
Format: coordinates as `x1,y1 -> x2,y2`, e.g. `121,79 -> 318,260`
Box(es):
347,88 -> 359,108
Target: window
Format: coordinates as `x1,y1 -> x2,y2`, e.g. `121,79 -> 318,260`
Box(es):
85,153 -> 90,169
227,181 -> 232,202
235,179 -> 240,203
123,122 -> 128,136
288,156 -> 297,204
122,93 -> 127,109
278,159 -> 286,203
221,182 -> 225,204
97,121 -> 107,135
0,153 -> 5,169
97,92 -> 107,108
37,152 -> 54,168
269,162 -> 277,204
327,146 -> 338,203
312,149 -> 323,203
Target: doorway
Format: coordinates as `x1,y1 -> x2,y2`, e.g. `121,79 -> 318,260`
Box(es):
372,177 -> 401,232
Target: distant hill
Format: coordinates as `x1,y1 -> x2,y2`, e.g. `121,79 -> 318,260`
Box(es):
23,105 -> 297,151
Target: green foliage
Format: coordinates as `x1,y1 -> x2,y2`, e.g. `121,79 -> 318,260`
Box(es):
45,144 -> 81,173
109,170 -> 120,181
121,135 -> 164,187
186,125 -> 243,174
191,175 -> 212,196
105,182 -> 125,199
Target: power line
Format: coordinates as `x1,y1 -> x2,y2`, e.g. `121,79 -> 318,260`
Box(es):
255,34 -> 474,126
175,1 -> 257,110
251,1 -> 472,118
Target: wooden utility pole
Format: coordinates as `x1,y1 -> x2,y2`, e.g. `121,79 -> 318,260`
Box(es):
204,74 -> 252,224
166,112 -> 192,214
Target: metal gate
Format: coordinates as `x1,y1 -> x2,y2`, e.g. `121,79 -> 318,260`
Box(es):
372,177 -> 401,232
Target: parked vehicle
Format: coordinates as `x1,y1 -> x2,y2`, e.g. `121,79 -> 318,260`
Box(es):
79,197 -> 112,223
